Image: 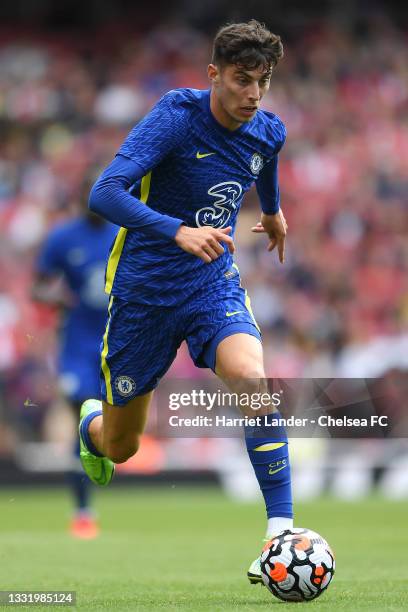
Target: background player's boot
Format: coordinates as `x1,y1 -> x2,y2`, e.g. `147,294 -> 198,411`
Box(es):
79,399 -> 114,486
69,512 -> 100,540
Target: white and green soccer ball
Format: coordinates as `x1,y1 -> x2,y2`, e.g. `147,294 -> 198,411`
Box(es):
261,528 -> 335,602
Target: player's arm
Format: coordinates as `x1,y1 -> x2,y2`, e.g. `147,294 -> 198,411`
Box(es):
31,272 -> 74,309
90,156 -> 234,262
89,92 -> 234,261
90,156 -> 235,263
253,155 -> 288,263
32,232 -> 74,309
89,93 -> 191,240
89,155 -> 183,240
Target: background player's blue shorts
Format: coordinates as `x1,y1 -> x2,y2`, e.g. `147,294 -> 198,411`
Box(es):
100,268 -> 261,406
59,351 -> 101,404
58,350 -> 101,403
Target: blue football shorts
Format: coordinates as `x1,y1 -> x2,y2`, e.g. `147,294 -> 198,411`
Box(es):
100,267 -> 261,405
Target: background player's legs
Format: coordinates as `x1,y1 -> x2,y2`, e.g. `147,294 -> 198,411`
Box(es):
87,393 -> 152,463
69,400 -> 91,510
215,333 -> 293,537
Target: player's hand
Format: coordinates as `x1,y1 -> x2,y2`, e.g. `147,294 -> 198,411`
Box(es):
174,225 -> 235,263
251,210 -> 288,263
31,275 -> 76,310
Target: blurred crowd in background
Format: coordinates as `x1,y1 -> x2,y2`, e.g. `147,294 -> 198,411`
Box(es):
0,1 -> 407,481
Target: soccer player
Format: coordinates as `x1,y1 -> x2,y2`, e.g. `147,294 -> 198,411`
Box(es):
79,20 -> 292,581
33,178 -> 117,539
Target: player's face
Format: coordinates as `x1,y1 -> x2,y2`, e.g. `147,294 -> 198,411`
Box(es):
208,63 -> 271,130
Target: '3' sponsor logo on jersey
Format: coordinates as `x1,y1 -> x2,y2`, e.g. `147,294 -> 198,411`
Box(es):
195,181 -> 243,229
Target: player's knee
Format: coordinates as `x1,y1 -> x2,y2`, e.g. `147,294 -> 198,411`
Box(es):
104,435 -> 140,464
222,360 -> 265,381
219,360 -> 267,402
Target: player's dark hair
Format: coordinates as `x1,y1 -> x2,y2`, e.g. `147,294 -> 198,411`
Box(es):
212,20 -> 283,72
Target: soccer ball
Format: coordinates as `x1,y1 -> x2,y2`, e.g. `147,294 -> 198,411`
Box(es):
260,528 -> 335,602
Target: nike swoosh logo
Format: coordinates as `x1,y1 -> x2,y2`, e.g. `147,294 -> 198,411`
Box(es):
196,151 -> 216,159
268,465 -> 286,476
226,311 -> 244,317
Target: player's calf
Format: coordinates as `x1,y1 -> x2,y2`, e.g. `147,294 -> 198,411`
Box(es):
103,433 -> 140,464
97,394 -> 152,462
215,334 -> 294,586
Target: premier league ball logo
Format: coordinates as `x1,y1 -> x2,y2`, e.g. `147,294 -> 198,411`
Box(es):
250,153 -> 264,174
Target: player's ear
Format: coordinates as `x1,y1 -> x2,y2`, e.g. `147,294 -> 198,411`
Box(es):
207,63 -> 220,85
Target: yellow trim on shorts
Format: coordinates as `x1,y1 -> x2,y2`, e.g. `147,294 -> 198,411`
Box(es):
244,289 -> 260,332
104,171 -> 152,294
101,295 -> 114,405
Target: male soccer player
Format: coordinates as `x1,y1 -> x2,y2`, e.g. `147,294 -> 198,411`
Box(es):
33,179 -> 117,538
79,20 -> 292,581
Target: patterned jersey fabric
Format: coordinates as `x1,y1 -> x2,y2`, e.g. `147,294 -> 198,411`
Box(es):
107,88 -> 286,306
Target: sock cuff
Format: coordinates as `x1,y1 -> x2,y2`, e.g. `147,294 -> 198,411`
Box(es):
80,411 -> 103,457
244,411 -> 288,451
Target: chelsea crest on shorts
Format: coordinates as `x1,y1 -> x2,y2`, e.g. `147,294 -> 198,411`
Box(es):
115,376 -> 137,397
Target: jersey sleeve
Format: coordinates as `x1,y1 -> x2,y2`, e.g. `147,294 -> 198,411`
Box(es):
273,116 -> 287,154
117,91 -> 189,173
265,114 -> 286,155
255,115 -> 286,214
35,229 -> 65,276
89,155 -> 184,240
256,155 -> 281,215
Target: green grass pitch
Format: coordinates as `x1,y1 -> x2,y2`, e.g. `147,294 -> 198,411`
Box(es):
0,486 -> 407,610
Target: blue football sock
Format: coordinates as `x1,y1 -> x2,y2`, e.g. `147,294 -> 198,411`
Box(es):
245,411 -> 293,519
68,438 -> 90,511
79,410 -> 103,457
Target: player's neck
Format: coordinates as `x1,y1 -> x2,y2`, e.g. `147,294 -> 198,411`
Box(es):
209,89 -> 243,131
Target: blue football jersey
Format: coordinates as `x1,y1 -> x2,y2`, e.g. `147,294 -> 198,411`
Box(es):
106,88 -> 286,307
36,217 -> 118,356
